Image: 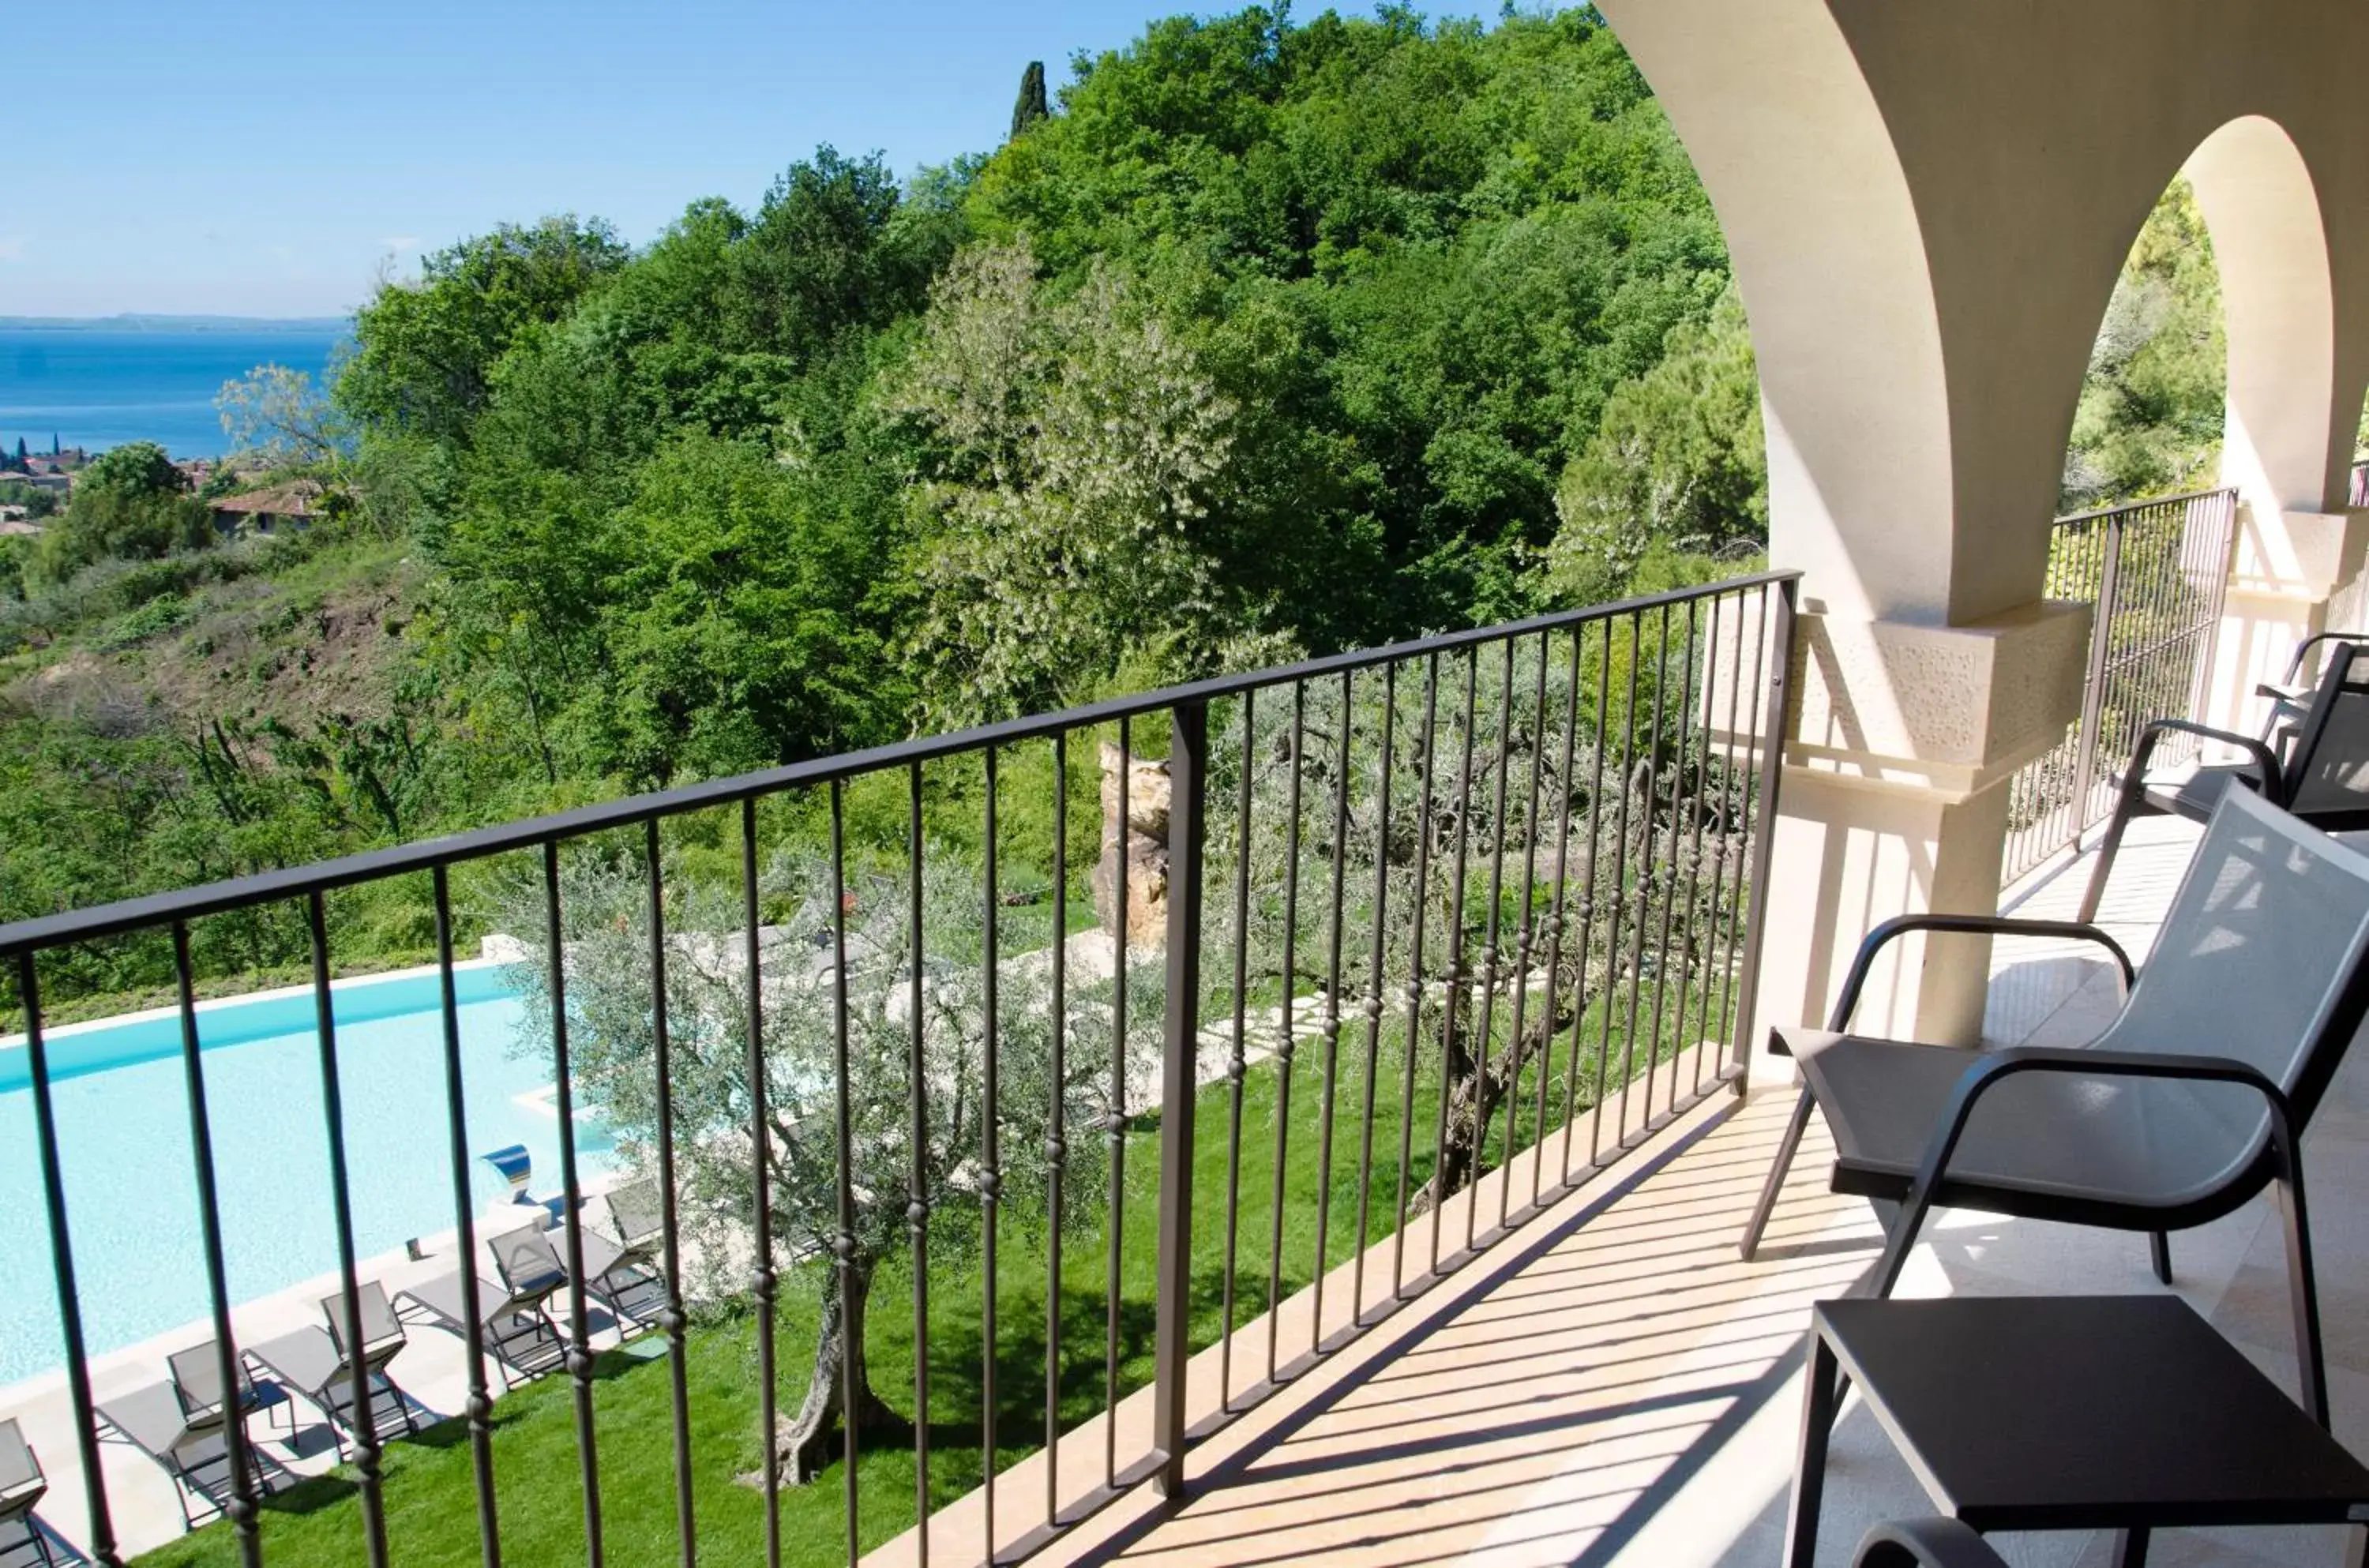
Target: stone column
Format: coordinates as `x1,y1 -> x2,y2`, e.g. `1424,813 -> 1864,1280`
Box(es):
2198,503 -> 2369,737
1741,599 -> 2091,1059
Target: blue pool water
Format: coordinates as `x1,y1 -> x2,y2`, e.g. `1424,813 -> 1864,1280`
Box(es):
0,966 -> 618,1389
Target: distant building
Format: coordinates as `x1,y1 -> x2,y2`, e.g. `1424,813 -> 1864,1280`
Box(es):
0,517 -> 41,538
210,479 -> 324,535
24,448 -> 88,477
17,474 -> 69,495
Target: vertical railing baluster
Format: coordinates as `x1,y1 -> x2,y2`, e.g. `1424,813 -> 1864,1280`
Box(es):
982,748 -> 1002,1559
1391,655 -> 1440,1297
1429,651 -> 1479,1276
1311,671 -> 1352,1345
1732,581 -> 1802,1081
433,866 -> 502,1568
1466,642 -> 1514,1250
540,840 -> 606,1568
907,763 -> 932,1568
170,922 -> 262,1568
641,822 -> 697,1568
1649,598 -> 1699,1118
1218,692 -> 1255,1409
1151,699 -> 1208,1497
307,892 -> 391,1568
1350,661 -> 1396,1319
828,784 -> 862,1568
741,799 -> 781,1568
1685,598 -> 1720,1097
1501,633 -> 1549,1218
1691,596 -> 1741,1096
17,953 -> 124,1568
1105,716 -> 1129,1488
1045,733 -> 1068,1528
1535,628 -> 1580,1194
1264,683 -> 1305,1379
1618,606 -> 1671,1143
1593,613 -> 1643,1164
2069,515 -> 2123,850
1564,621 -> 1612,1180
1715,588 -> 1774,1073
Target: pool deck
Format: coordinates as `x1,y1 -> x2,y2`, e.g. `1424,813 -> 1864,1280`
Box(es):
2,1171 -> 648,1562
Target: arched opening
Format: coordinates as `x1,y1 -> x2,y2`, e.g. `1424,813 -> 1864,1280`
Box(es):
2007,116 -> 2337,881
2058,178 -> 2226,514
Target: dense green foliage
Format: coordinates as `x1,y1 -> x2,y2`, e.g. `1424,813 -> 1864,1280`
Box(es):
2060,181 -> 2228,511
0,4 -> 2248,1012
4,6 -> 1778,1007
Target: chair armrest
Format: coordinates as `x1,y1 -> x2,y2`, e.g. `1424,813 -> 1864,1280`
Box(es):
2126,718 -> 2280,796
1828,915 -> 2136,1033
1868,1045 -> 2294,1299
1855,1519 -> 2012,1568
2283,631 -> 2367,685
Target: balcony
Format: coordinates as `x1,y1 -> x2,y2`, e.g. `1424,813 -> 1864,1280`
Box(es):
5,489 -> 2367,1568
15,5 -> 2369,1560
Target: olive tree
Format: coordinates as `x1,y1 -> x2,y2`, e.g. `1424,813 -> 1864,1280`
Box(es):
501,837 -> 1136,1482
1196,620 -> 1751,1218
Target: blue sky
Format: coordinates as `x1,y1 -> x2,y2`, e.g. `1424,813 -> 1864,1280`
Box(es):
4,1 -> 1487,319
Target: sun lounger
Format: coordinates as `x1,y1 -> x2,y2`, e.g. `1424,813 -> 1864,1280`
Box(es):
245,1317 -> 417,1459
580,1181 -> 667,1326
96,1382 -> 283,1529
395,1266 -> 565,1390
0,1419 -> 53,1568
323,1278 -> 409,1375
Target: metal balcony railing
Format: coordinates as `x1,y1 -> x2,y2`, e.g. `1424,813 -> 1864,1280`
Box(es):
1999,489 -> 2239,885
0,569 -> 1797,1568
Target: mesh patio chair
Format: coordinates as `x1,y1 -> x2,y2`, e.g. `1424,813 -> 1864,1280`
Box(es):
0,1420 -> 52,1568
2079,633 -> 2369,921
1741,786 -> 2369,1427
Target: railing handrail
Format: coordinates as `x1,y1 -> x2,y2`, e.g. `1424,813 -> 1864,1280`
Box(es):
0,568 -> 1800,959
2052,485 -> 2236,529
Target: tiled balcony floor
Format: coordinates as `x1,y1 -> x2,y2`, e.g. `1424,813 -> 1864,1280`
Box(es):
1012,815 -> 2369,1568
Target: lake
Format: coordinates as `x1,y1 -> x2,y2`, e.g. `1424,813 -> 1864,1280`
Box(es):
0,326 -> 347,462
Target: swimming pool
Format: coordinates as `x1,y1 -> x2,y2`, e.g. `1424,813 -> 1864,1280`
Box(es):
0,965 -> 619,1390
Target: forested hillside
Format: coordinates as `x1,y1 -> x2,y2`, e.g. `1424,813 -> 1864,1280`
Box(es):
0,5 -> 2239,1005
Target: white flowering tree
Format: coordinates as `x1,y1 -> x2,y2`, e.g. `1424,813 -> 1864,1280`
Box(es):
886,237 -> 1240,724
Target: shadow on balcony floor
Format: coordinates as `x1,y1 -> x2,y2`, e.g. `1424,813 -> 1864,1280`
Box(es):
995,812 -> 2369,1568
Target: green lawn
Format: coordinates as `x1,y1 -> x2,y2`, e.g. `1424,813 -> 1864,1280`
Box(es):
138,973 -> 1734,1566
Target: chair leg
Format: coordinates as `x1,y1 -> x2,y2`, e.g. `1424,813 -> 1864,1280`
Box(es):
2149,1230 -> 2172,1285
2279,1170 -> 2331,1429
1740,1087 -> 1817,1261
2077,785 -> 2144,924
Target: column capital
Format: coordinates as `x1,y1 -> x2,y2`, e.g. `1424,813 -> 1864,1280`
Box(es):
1778,600 -> 2090,802
2228,504 -> 2369,606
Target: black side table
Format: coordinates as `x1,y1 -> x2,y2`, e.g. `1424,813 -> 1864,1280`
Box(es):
1788,1296 -> 2369,1568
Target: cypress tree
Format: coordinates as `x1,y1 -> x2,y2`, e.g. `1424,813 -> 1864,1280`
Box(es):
1011,61 -> 1048,140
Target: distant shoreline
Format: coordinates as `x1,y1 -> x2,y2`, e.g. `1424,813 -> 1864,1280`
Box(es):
0,314 -> 351,334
